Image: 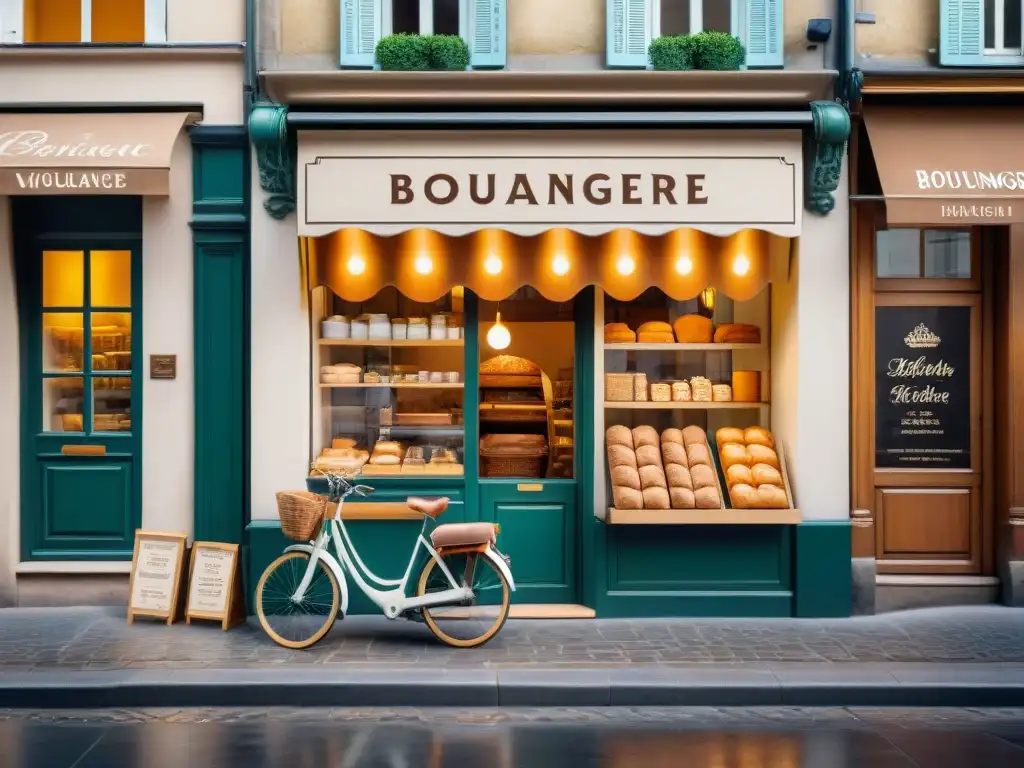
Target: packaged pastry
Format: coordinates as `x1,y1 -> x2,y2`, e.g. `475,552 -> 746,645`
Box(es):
322,315 -> 351,339
713,323 -> 761,344
429,371 -> 444,384
604,322 -> 636,344
671,381 -> 692,402
363,371 -> 381,384
712,384 -> 733,402
391,318 -> 408,340
351,315 -> 369,340
605,373 -> 635,402
672,314 -> 713,343
690,376 -> 712,402
633,372 -> 648,402
650,382 -> 671,402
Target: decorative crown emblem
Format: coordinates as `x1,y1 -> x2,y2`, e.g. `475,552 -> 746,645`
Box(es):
904,324 -> 941,349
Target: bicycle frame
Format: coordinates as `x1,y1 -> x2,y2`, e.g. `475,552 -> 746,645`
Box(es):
283,487 -> 515,620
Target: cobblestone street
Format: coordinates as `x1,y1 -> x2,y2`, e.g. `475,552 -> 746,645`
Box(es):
1,605 -> 1022,670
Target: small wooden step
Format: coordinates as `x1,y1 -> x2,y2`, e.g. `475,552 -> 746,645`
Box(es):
436,603 -> 596,620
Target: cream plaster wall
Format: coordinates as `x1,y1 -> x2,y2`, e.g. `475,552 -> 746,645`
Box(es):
169,0 -> 245,42
854,0 -> 936,63
508,0 -> 604,56
250,155 -> 312,520
0,58 -> 244,125
0,197 -> 19,604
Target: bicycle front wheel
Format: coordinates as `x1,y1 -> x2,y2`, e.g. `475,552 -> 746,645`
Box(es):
256,551 -> 340,649
416,550 -> 510,648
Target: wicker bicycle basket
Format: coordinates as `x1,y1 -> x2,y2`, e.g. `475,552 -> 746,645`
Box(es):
276,491 -> 329,541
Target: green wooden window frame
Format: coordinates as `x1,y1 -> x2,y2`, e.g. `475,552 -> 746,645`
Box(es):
941,0 -> 1024,66
606,0 -> 784,69
339,0 -> 507,69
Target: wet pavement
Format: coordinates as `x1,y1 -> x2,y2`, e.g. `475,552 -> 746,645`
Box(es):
2,707 -> 1024,767
3,605 -> 1024,670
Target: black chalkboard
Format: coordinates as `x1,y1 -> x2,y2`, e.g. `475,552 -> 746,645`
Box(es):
875,305 -> 971,469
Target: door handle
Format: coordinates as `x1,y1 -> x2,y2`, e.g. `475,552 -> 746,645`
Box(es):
61,445 -> 106,456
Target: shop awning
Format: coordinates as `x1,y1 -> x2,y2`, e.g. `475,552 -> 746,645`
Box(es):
0,112 -> 194,196
864,107 -> 1024,225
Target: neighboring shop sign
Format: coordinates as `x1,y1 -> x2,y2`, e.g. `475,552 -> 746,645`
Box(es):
874,306 -> 971,469
127,530 -> 188,625
298,130 -> 803,237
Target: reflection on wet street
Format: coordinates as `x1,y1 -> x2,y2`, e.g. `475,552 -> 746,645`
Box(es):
3,708 -> 1024,767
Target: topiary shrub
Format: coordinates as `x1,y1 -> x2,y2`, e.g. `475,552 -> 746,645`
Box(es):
376,33 -> 430,71
428,34 -> 470,70
689,31 -> 745,71
648,35 -> 694,71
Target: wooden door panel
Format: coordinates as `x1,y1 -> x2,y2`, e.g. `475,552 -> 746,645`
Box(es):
36,458 -> 134,556
876,487 -> 979,573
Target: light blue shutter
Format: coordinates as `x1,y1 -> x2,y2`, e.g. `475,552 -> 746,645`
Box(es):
339,0 -> 382,68
744,0 -> 783,68
940,0 -> 985,65
606,0 -> 650,68
469,0 -> 507,68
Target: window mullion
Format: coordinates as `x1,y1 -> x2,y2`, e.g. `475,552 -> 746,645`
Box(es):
81,0 -> 92,42
650,0 -> 661,39
995,0 -> 1005,51
420,0 -> 433,34
691,0 -> 703,34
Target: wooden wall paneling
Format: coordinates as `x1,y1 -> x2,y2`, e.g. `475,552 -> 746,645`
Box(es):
1005,226 -> 1024,564
875,487 -> 979,573
981,229 -> 996,574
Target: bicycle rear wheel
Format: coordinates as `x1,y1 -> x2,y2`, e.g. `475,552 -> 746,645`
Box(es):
416,550 -> 510,648
256,551 -> 340,649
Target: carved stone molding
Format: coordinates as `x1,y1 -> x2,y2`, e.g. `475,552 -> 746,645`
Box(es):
249,102 -> 295,220
805,100 -> 851,216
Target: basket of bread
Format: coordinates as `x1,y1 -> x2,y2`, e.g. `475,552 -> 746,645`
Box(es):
715,427 -> 792,509
606,424 -> 723,511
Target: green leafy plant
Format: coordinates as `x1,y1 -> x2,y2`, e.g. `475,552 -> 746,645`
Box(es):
648,31 -> 745,71
428,34 -> 471,70
648,35 -> 694,71
375,33 -> 430,71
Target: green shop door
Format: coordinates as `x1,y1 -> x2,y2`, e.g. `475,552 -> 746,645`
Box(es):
19,241 -> 142,560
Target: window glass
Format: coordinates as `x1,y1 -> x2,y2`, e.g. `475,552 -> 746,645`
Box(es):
43,313 -> 84,373
91,0 -> 145,43
479,290 -> 575,480
923,230 -> 972,279
433,0 -> 461,36
661,0 -> 691,36
985,0 -> 997,49
876,229 -> 921,278
703,0 -> 731,34
1007,0 -> 1022,50
90,250 -> 132,307
93,377 -> 132,432
24,0 -> 81,43
43,377 -> 84,433
393,0 -> 421,34
42,251 -> 84,307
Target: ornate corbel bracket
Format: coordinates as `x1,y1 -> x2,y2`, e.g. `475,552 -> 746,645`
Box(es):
250,103 -> 295,219
805,100 -> 851,216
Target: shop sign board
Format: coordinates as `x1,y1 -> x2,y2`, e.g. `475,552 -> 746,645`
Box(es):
298,130 -> 803,237
127,530 -> 188,625
185,542 -> 245,631
874,306 -> 971,469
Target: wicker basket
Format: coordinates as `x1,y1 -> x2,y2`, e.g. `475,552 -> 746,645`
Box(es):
276,491 -> 329,541
480,450 -> 547,478
605,373 -> 635,402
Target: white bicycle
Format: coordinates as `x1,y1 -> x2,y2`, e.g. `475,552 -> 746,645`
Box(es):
256,475 -> 516,649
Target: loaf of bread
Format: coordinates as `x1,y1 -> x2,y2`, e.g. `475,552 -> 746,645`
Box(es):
690,463 -> 716,489
712,384 -> 733,402
661,428 -> 684,446
732,370 -> 761,403
606,425 -> 634,449
713,323 -> 761,344
608,444 -> 638,470
695,486 -> 722,509
631,426 -> 660,450
748,444 -> 780,469
660,428 -> 691,508
690,376 -> 712,402
714,427 -> 788,510
604,323 -> 636,344
635,445 -> 663,469
661,442 -> 688,468
642,487 -> 671,509
639,465 -> 668,490
672,314 -> 713,343
681,425 -> 707,448
666,463 -> 693,490
637,331 -> 675,344
633,373 -> 648,402
608,425 -> 642,510
650,382 -> 671,402
751,463 -> 783,486
726,464 -> 753,487
744,427 -> 775,449
686,443 -> 711,467
332,437 -> 358,449
715,427 -> 745,449
730,483 -> 759,509
671,381 -> 691,401
757,484 -> 789,508
719,443 -> 750,469
611,465 -> 641,490
637,321 -> 672,335
612,486 -> 643,510
670,488 -> 696,509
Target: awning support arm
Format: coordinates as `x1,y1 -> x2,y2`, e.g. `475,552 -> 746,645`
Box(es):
805,100 -> 851,216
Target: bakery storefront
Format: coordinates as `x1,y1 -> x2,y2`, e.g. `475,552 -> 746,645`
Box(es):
248,114 -> 852,619
851,103 -> 1024,611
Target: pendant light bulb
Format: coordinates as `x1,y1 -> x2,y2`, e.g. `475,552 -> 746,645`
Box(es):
733,254 -> 751,276
347,254 -> 366,276
487,311 -> 511,350
675,255 -> 693,275
616,254 -> 635,276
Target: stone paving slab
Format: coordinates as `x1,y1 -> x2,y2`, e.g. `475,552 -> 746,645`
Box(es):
1,605 -> 1023,671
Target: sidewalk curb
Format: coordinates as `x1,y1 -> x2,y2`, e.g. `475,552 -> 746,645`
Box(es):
3,667 -> 1024,708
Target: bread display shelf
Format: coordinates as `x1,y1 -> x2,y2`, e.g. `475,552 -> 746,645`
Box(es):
604,401 -> 769,410
604,343 -> 764,352
605,507 -> 802,525
319,339 -> 464,348
319,383 -> 464,389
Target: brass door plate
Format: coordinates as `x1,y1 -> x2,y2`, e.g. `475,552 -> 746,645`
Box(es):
150,354 -> 177,380
62,445 -> 106,456
517,483 -> 543,492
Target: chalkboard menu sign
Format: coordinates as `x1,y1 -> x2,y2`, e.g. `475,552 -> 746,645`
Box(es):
875,305 -> 971,469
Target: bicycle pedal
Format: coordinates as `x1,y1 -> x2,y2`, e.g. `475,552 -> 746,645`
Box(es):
406,609 -> 426,624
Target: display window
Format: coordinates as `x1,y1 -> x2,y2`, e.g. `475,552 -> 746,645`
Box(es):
311,286 -> 465,477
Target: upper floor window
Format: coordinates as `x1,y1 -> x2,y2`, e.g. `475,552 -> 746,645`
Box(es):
340,0 -> 506,69
607,0 -> 783,69
0,0 -> 166,44
941,0 -> 1024,66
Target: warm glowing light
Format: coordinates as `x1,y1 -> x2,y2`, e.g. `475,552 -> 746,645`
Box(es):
616,255 -> 635,276
414,255 -> 433,275
346,255 -> 366,276
487,312 -> 511,350
551,254 -> 570,276
675,255 -> 693,275
733,254 -> 751,276
484,255 -> 503,275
